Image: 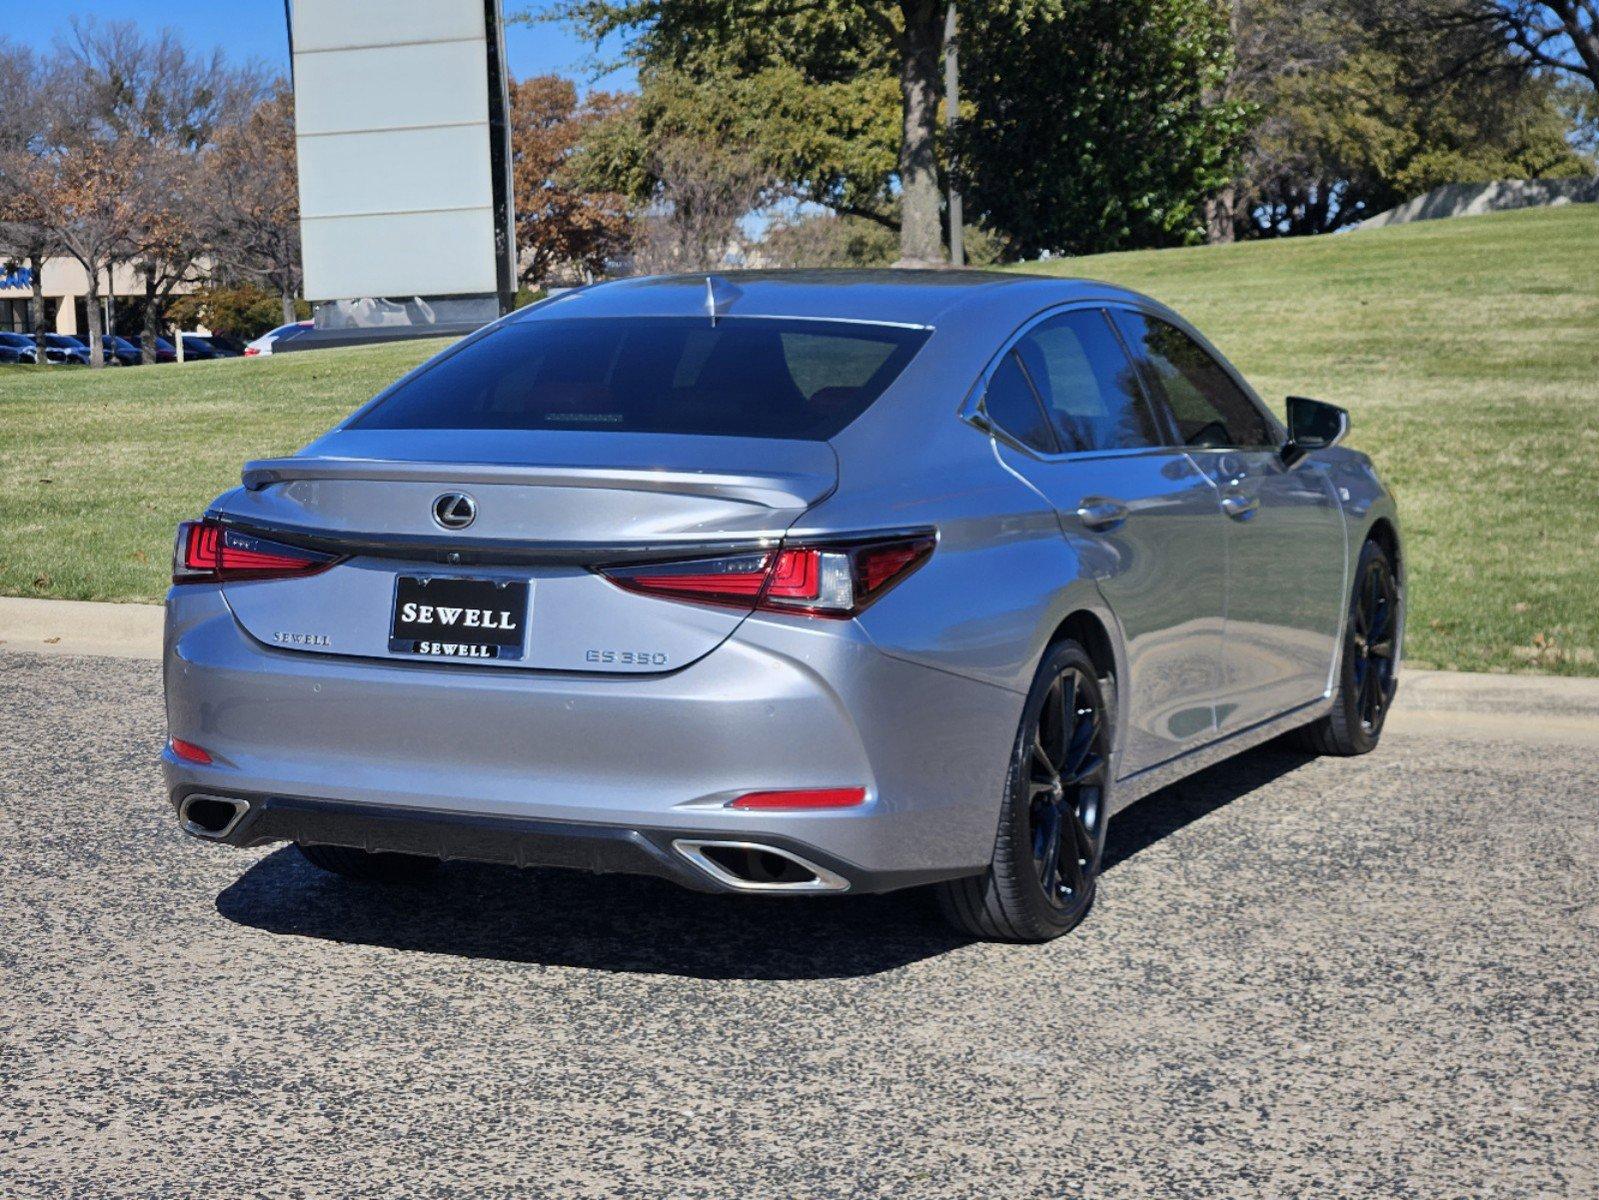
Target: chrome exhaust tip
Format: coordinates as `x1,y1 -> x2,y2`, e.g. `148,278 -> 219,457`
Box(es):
672,839 -> 850,893
178,793 -> 250,840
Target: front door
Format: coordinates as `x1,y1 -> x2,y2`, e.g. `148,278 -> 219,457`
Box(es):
1191,448 -> 1346,730
979,307 -> 1228,778
1110,308 -> 1346,734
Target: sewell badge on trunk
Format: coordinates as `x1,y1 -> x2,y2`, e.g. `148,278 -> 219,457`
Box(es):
390,576 -> 530,660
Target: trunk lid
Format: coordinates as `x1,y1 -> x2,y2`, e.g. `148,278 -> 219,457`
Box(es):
212,430 -> 835,673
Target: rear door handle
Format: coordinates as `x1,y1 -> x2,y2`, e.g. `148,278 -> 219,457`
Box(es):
1076,499 -> 1129,531
1220,493 -> 1259,521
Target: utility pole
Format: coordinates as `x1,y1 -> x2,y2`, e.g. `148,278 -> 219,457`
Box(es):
944,1 -> 964,267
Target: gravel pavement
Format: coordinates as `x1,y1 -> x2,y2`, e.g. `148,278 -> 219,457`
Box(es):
2,650 -> 1596,1199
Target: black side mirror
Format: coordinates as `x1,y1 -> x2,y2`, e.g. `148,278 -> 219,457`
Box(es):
1282,395 -> 1349,467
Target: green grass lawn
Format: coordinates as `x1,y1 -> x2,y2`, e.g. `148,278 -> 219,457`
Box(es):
0,340 -> 450,604
1,204 -> 1595,674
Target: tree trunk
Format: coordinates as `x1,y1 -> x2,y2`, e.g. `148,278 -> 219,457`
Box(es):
141,267 -> 159,365
28,253 -> 47,361
281,290 -> 296,326
944,1 -> 965,268
84,267 -> 105,369
896,1 -> 945,266
1205,185 -> 1237,245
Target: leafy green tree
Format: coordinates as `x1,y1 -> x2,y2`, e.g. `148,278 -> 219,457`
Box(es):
955,0 -> 1249,257
544,1 -> 1252,262
567,64 -> 900,229
1216,1 -> 1593,238
544,1 -> 948,263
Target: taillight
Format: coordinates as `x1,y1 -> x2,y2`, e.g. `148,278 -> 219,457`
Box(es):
600,531 -> 934,618
243,346 -> 260,356
173,519 -> 338,583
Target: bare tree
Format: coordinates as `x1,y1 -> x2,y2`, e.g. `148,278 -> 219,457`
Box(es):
631,137 -> 775,274
205,83 -> 304,325
0,46 -> 148,369
1476,1 -> 1599,90
0,42 -> 62,361
1383,1 -> 1599,93
61,19 -> 265,361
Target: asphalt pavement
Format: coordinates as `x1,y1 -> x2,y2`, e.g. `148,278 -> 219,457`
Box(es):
2,648 -> 1595,1199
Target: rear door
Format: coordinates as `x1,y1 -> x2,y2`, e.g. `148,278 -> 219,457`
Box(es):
978,307 -> 1228,777
1111,309 -> 1346,731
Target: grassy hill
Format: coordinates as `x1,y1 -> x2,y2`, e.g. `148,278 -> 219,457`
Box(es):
2,204 -> 1595,674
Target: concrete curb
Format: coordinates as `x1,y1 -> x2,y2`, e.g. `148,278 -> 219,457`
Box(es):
0,596 -> 163,661
3,596 -> 1597,739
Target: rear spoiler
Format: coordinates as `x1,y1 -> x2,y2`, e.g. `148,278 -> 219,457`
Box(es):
241,456 -> 832,511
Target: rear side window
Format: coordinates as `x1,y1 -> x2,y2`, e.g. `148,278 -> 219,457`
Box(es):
1013,310 -> 1162,452
1112,310 -> 1275,448
349,316 -> 930,441
981,350 -> 1058,453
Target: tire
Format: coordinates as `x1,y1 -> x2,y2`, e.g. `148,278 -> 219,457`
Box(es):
297,842 -> 440,883
937,640 -> 1112,942
1293,536 -> 1400,757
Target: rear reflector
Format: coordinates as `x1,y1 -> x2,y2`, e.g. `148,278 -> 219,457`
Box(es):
169,737 -> 213,765
173,519 -> 338,584
729,787 -> 867,811
600,532 -> 934,618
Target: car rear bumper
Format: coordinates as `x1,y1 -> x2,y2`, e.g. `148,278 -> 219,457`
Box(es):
168,788 -> 974,894
163,587 -> 1022,893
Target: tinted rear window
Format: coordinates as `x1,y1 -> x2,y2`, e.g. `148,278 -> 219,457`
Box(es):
349,317 -> 931,441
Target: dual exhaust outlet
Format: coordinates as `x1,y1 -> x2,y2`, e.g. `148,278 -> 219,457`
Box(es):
177,793 -> 848,893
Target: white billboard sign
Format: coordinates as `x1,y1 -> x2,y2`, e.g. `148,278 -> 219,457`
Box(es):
289,0 -> 510,303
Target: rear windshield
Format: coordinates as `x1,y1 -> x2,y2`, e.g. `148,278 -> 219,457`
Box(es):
348,316 -> 931,441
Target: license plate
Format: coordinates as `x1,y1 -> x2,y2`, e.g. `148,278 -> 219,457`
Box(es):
389,576 -> 529,661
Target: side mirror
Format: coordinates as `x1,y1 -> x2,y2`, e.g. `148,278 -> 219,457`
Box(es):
1281,395 -> 1349,467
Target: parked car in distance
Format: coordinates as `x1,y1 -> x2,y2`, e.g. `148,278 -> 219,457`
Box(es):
243,321 -> 313,357
42,333 -> 91,365
98,335 -> 141,366
0,331 -> 38,364
164,270 -> 1403,942
0,331 -> 40,364
179,334 -> 241,360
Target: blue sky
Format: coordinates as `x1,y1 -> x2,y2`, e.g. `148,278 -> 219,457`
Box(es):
6,1 -> 637,91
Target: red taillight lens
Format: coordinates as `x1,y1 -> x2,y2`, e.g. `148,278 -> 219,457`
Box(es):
169,737 -> 212,764
601,551 -> 774,605
599,532 -> 934,618
173,519 -> 337,583
729,787 -> 867,811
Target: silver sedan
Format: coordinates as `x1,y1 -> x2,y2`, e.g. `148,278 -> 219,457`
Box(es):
163,270 -> 1402,941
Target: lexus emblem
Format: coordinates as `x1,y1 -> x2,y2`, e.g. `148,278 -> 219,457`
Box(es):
431,492 -> 477,531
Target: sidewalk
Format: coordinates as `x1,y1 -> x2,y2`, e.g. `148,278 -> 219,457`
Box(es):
3,595 -> 1597,741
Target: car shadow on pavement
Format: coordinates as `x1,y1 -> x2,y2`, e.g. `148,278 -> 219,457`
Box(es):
216,847 -> 969,980
1102,742 -> 1316,873
214,743 -> 1316,980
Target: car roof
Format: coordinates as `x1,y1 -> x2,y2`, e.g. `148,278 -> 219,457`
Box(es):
514,268 -> 1152,329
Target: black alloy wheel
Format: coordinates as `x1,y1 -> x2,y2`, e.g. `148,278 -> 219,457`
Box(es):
1349,550 -> 1399,734
1293,536 -> 1400,757
938,640 -> 1112,941
1027,665 -> 1109,912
